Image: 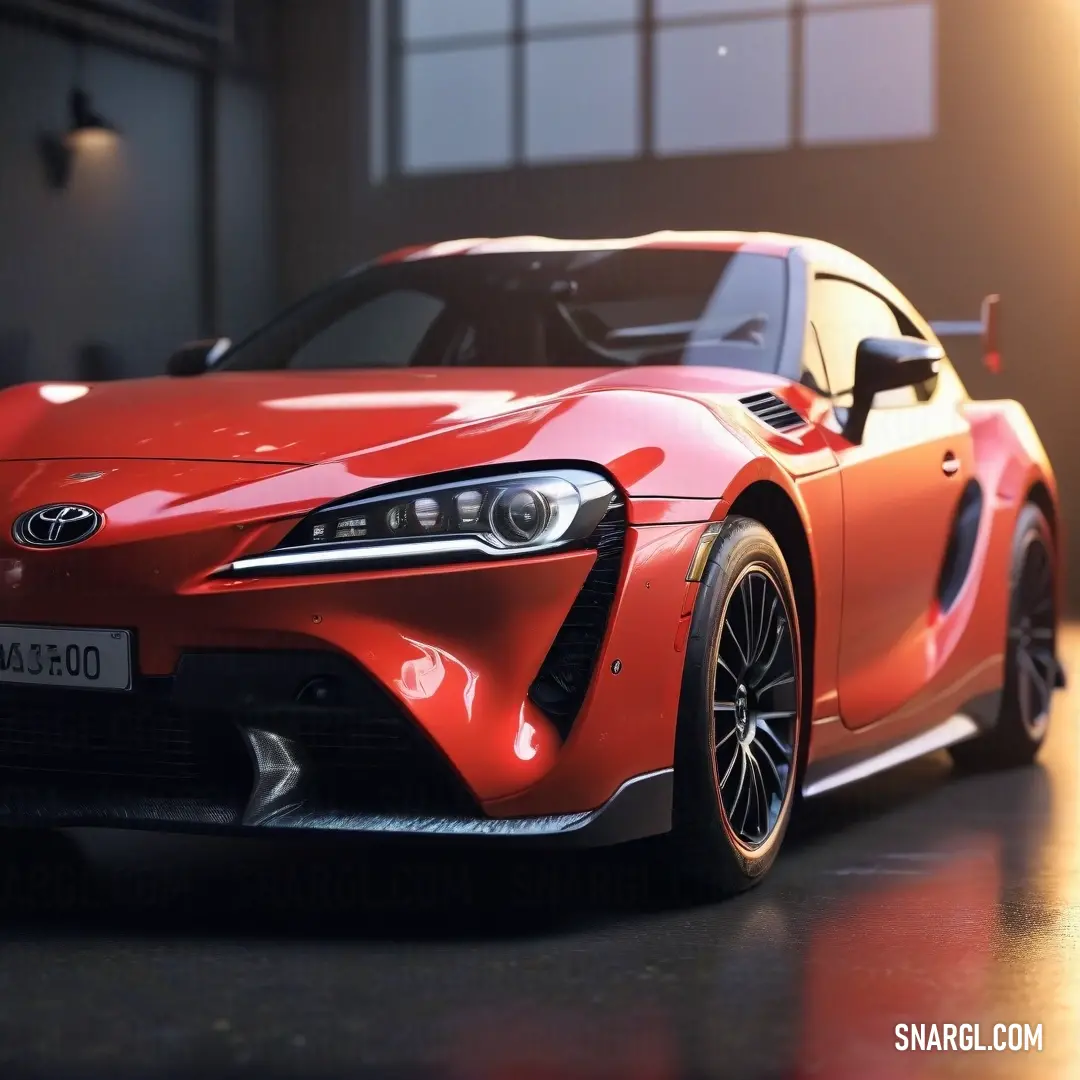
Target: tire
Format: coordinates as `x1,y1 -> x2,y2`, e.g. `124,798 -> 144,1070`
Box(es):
950,502 -> 1057,771
670,516 -> 805,900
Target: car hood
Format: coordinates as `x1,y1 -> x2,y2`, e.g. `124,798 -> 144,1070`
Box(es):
0,366 -> 790,466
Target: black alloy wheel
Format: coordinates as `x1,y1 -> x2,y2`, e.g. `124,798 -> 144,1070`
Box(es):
671,516 -> 805,899
713,565 -> 799,851
1009,532 -> 1056,741
951,502 -> 1058,771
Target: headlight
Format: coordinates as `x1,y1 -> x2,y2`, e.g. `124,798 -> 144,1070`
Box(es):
220,468 -> 617,577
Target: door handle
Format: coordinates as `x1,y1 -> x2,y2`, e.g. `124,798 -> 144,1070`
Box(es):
942,452 -> 960,477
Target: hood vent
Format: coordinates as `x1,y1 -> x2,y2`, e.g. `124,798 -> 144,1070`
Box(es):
739,391 -> 806,433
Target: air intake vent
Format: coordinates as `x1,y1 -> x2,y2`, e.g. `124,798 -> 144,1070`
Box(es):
528,498 -> 627,739
739,391 -> 806,433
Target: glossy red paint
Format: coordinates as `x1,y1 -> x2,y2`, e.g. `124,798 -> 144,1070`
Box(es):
375,231 -> 798,266
0,232 -> 1062,830
490,523 -> 706,815
821,400 -> 979,729
2,368 -> 754,485
0,467 -> 706,809
626,498 -> 724,527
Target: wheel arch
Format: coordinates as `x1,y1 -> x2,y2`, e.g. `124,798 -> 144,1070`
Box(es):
725,480 -> 817,771
964,399 -> 1060,568
1022,475 -> 1066,636
1026,478 -> 1058,546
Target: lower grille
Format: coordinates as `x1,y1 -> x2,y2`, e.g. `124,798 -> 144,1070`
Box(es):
529,498 -> 627,737
290,702 -> 478,817
0,681 -> 249,804
0,650 -> 480,824
178,650 -> 479,817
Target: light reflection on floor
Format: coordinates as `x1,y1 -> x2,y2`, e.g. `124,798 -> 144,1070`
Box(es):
789,624 -> 1080,1080
0,629 -> 1076,1079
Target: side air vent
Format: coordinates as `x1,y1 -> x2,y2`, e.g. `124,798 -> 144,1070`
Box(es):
739,391 -> 806,433
937,479 -> 984,613
528,497 -> 627,739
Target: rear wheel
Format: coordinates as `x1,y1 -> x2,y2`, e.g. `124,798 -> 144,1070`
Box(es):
670,516 -> 804,900
950,503 -> 1057,771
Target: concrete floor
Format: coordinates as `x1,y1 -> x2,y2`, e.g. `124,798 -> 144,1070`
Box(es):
0,633 -> 1077,1080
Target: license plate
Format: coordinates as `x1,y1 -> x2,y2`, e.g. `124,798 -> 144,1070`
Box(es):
0,625 -> 132,691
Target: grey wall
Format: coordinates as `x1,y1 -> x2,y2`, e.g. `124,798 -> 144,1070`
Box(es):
0,15 -> 277,385
217,72 -> 277,342
0,22 -> 201,383
276,0 -> 364,303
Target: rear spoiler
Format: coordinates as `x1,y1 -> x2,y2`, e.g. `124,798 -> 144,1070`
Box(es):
930,294 -> 1002,374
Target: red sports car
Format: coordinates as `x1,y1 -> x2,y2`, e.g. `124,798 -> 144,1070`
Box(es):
0,232 -> 1064,897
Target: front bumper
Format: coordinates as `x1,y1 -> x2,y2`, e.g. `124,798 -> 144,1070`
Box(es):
0,464 -> 708,841
0,661 -> 674,845
0,629 -> 681,844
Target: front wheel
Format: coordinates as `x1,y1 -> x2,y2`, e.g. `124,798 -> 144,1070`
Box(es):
950,502 -> 1057,771
670,516 -> 805,900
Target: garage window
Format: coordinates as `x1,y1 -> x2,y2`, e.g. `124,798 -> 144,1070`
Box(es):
803,2 -> 936,145
373,0 -> 937,178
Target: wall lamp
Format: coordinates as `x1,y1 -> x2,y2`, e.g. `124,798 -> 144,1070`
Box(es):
39,88 -> 120,190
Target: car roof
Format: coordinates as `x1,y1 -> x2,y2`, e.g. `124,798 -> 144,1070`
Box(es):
376,230 -> 876,267
378,231 -> 799,262
373,231 -> 931,338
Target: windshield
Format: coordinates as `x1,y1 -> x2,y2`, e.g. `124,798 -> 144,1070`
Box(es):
216,248 -> 789,374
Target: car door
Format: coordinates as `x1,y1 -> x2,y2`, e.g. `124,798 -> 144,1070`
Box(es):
810,275 -> 975,730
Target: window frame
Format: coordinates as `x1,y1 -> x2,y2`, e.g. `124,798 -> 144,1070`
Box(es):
808,272 -> 939,410
380,0 -> 937,179
799,320 -> 831,395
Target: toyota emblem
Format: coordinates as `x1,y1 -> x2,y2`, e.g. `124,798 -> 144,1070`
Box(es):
12,504 -> 103,548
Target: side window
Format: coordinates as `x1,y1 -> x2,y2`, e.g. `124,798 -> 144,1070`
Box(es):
810,277 -> 927,408
800,322 -> 830,394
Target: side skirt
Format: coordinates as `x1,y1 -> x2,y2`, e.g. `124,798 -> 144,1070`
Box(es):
801,690 -> 1001,799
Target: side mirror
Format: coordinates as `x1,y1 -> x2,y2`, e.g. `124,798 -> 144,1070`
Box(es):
166,337 -> 231,377
843,336 -> 944,443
